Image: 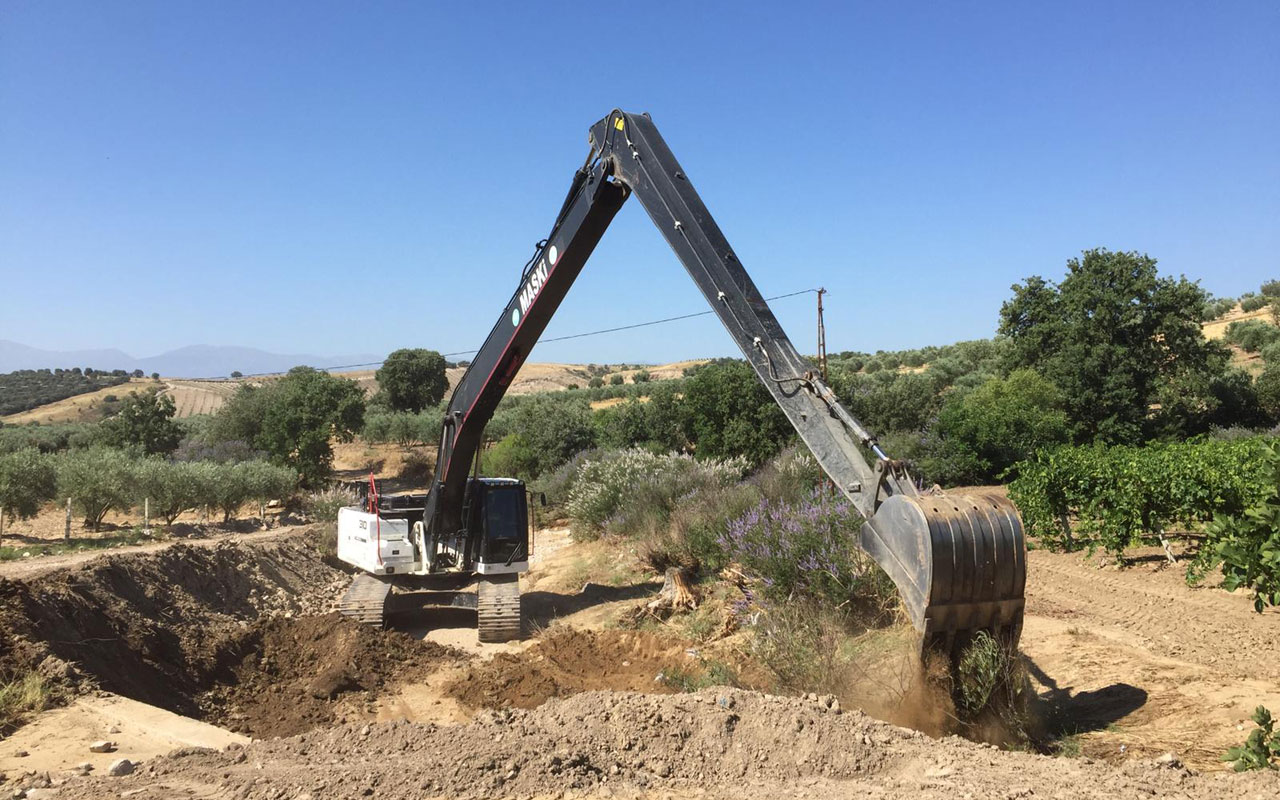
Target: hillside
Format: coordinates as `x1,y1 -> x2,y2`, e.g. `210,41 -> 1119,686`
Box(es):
1,360 -> 710,424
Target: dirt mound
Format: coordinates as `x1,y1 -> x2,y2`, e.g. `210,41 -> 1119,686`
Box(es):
200,614 -> 463,738
55,688 -> 1280,799
0,532 -> 347,712
444,628 -> 694,710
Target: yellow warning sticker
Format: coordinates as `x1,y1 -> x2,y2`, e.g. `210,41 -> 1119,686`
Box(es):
614,117 -> 625,131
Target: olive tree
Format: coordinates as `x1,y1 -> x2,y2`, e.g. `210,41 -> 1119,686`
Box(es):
56,448 -> 138,530
0,448 -> 57,539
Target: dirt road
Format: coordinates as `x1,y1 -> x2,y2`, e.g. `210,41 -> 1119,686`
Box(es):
1022,547 -> 1280,768
0,527 -> 294,581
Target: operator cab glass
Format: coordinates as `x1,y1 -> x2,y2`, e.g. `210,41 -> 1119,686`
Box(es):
469,477 -> 529,564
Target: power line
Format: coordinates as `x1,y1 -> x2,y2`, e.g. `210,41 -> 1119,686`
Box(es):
212,287 -> 820,381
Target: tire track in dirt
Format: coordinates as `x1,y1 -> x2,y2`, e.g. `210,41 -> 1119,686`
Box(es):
1022,549 -> 1280,769
1026,549 -> 1280,681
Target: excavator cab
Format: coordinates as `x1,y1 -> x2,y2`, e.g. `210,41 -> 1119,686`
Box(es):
464,477 -> 530,573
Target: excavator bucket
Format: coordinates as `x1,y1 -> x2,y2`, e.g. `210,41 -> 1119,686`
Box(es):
860,490 -> 1025,655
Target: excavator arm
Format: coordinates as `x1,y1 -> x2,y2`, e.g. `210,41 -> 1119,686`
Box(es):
425,110 -> 1025,653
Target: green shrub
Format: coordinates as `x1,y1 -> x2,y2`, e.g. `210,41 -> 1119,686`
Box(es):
56,447 -> 139,530
303,486 -> 359,523
501,395 -> 596,478
609,374 -> 625,386
632,369 -> 651,383
1009,438 -> 1273,560
1224,706 -> 1280,771
682,360 -> 792,466
1242,294 -> 1269,313
1205,297 -> 1237,319
1191,441 -> 1280,611
484,433 -> 539,481
0,448 -> 57,526
719,487 -> 894,606
926,369 -> 1070,485
564,448 -> 747,540
1225,320 -> 1280,353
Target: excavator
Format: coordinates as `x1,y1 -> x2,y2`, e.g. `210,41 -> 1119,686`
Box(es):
337,110 -> 1026,658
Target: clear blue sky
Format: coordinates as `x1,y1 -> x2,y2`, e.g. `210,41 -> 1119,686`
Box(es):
2,1 -> 1277,364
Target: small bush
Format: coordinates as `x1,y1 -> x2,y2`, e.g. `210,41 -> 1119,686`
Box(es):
399,449 -> 433,483
564,449 -> 747,541
632,370 -> 651,383
1242,294 -> 1269,313
303,485 -> 359,523
0,671 -> 50,730
0,448 -> 57,524
609,374 -> 625,386
1225,320 -> 1280,353
750,445 -> 824,505
719,487 -> 895,607
1205,297 -> 1237,319
484,434 -> 539,481
1224,705 -> 1280,771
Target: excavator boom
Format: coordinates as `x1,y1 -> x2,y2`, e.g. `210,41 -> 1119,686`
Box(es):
425,110 -> 1026,653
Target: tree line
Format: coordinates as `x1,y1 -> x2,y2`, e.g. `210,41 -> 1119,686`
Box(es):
0,368 -> 138,416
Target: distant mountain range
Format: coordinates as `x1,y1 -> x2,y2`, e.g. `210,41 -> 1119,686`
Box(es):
0,340 -> 382,379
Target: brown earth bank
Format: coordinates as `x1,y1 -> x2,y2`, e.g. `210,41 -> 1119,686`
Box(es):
51,689 -> 1280,800
443,628 -> 692,710
198,614 -> 463,738
0,533 -> 457,740
4,527 -> 1280,797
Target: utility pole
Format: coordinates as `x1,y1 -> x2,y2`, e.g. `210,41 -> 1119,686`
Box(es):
816,287 -> 828,381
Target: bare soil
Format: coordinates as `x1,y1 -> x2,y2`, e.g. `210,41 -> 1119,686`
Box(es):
54,690 -> 1280,800
4,524 -> 1280,798
443,628 -> 691,710
1021,546 -> 1280,768
198,614 -> 462,738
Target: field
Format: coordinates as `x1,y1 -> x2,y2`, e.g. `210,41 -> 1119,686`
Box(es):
0,360 -> 706,425
1,511 -> 1277,798
0,378 -> 163,425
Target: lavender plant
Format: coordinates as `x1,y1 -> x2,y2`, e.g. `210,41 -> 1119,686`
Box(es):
719,487 -> 893,606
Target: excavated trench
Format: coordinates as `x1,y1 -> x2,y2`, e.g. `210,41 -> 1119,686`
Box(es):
0,530 -> 461,738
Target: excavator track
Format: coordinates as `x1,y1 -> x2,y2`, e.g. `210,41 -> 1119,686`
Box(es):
338,573 -> 392,628
477,574 -> 523,643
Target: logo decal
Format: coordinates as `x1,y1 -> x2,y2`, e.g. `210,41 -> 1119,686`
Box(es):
511,242 -> 557,326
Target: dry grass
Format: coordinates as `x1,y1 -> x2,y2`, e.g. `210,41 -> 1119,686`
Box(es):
0,378 -> 163,425
0,671 -> 50,731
